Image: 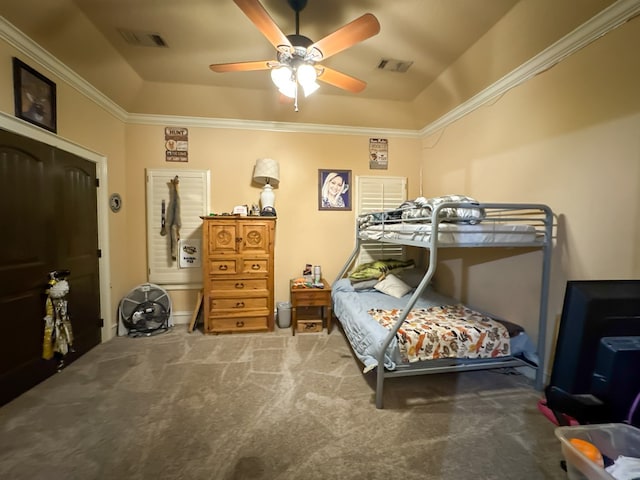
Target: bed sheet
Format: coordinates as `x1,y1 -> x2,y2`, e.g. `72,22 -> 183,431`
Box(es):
332,278 -> 537,373
358,222 -> 539,245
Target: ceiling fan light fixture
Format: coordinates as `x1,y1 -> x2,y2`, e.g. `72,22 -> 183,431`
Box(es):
297,63 -> 316,84
301,80 -> 319,97
271,65 -> 293,89
278,83 -> 297,98
297,62 -> 319,97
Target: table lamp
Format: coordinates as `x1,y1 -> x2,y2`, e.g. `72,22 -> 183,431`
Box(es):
252,158 -> 280,213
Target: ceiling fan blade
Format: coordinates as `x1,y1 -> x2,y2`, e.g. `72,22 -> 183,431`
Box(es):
317,66 -> 367,93
234,0 -> 292,51
209,60 -> 272,73
308,13 -> 380,60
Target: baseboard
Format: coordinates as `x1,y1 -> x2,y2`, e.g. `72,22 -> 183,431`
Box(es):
171,310 -> 192,325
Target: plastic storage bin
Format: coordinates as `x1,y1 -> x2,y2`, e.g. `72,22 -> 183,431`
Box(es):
555,423 -> 640,479
277,302 -> 291,329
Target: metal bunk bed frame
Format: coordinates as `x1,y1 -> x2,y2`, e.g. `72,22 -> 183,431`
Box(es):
334,202 -> 554,409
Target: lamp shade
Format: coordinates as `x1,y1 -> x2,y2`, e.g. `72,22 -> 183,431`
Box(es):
253,158 -> 280,186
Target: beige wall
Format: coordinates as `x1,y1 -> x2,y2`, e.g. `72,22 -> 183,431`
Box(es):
125,124 -> 421,309
421,14 -> 640,370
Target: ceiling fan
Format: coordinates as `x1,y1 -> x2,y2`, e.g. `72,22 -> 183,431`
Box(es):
209,0 -> 380,111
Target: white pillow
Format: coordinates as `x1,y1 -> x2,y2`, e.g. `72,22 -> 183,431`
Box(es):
374,274 -> 411,298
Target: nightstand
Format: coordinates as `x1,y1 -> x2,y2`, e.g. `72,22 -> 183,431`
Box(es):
290,278 -> 332,336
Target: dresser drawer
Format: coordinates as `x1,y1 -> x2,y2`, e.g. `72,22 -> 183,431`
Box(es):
208,278 -> 268,294
240,258 -> 269,274
208,259 -> 237,274
209,297 -> 268,311
206,316 -> 269,333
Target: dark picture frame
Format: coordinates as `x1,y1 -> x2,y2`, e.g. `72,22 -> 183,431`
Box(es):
13,57 -> 57,133
318,169 -> 352,211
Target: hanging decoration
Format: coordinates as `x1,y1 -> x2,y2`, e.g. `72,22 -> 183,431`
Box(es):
166,176 -> 182,261
165,127 -> 188,162
369,138 -> 388,170
42,270 -> 74,369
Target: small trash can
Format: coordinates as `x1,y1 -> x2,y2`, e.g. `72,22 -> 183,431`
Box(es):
277,301 -> 291,329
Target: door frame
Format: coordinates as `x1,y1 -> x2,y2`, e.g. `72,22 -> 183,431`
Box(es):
0,111 -> 114,342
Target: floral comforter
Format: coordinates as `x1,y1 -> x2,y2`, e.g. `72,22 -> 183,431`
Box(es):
367,305 -> 510,363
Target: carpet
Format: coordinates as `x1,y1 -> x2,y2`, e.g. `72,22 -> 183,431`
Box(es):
0,327 -> 566,479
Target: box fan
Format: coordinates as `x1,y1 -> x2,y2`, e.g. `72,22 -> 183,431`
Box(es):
118,283 -> 172,337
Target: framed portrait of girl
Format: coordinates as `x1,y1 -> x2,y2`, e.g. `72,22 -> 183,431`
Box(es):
318,169 -> 351,211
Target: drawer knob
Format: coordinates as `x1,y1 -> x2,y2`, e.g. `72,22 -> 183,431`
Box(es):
235,301 -> 245,308
218,264 -> 228,271
251,264 -> 260,270
235,282 -> 244,289
236,320 -> 245,328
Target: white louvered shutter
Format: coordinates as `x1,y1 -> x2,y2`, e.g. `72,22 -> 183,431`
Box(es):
355,176 -> 407,263
146,169 -> 210,286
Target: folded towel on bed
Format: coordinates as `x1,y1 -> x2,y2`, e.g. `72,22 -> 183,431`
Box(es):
349,259 -> 415,282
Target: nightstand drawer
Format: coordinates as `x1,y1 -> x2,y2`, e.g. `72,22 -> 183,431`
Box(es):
291,290 -> 331,305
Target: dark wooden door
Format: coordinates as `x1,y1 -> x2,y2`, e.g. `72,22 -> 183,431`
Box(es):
0,129 -> 101,405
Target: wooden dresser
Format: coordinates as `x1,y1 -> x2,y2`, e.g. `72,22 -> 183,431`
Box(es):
201,216 -> 276,333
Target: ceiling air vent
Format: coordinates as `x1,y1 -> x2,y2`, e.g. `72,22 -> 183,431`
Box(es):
119,29 -> 168,48
377,58 -> 413,73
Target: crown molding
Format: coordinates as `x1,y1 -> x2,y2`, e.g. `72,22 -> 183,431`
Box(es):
126,113 -> 421,137
4,0 -> 639,139
420,0 -> 640,138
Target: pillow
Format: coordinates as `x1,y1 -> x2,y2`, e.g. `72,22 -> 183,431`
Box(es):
428,194 -> 485,224
374,274 -> 411,298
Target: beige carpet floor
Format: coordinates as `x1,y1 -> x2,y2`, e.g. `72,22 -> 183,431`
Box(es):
0,326 -> 567,479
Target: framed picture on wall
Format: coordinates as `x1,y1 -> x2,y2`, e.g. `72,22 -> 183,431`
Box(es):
12,57 -> 57,133
318,169 -> 352,211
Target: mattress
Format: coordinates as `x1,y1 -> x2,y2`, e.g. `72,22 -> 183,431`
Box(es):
332,278 -> 537,373
358,222 -> 539,245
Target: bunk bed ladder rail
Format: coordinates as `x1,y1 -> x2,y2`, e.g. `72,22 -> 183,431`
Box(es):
374,203 -> 443,409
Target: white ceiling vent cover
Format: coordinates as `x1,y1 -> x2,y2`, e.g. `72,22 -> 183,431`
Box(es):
119,29 -> 168,48
377,58 -> 413,73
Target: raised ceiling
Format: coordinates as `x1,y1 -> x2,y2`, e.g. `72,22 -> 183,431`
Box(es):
3,0 -> 523,102
0,0 -> 620,123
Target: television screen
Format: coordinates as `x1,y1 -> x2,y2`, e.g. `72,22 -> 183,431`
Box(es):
550,280 -> 640,398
